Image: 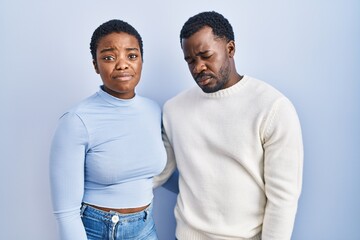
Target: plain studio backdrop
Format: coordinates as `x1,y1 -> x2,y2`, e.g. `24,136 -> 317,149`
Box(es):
1,0 -> 359,239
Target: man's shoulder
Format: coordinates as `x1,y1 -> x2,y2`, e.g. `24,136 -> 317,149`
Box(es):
164,86 -> 198,109
246,76 -> 285,99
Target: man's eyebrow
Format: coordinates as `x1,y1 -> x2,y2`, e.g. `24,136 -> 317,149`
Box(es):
184,50 -> 211,60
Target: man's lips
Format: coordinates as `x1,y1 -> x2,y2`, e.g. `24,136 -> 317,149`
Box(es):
196,74 -> 213,86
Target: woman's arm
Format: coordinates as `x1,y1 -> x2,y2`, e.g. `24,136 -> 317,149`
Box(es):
49,112 -> 88,240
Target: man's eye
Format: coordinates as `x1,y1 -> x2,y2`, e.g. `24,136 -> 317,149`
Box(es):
185,59 -> 194,65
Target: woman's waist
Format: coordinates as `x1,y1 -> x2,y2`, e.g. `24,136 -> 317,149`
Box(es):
81,201 -> 153,223
83,179 -> 155,209
85,203 -> 150,214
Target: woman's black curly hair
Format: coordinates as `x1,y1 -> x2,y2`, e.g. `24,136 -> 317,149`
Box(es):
90,19 -> 143,61
180,11 -> 234,45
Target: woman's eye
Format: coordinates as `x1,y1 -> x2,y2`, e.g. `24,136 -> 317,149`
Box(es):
103,56 -> 115,61
129,54 -> 138,59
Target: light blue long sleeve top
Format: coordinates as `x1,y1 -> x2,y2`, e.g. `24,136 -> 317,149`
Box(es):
50,86 -> 167,240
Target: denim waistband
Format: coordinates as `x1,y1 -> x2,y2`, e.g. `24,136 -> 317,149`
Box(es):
80,202 -> 153,223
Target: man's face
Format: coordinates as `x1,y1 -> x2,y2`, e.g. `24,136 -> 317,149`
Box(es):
181,26 -> 233,93
94,32 -> 142,99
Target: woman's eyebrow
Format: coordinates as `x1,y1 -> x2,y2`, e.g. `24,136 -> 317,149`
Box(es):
99,47 -> 139,53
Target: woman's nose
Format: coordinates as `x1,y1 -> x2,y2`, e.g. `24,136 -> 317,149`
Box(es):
115,58 -> 129,70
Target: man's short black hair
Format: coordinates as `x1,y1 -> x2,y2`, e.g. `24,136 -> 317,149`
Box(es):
90,19 -> 143,61
180,11 -> 234,45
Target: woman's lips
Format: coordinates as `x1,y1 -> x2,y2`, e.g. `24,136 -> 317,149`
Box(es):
113,74 -> 132,81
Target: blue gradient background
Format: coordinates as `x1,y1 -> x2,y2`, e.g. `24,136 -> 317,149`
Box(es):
1,0 -> 359,239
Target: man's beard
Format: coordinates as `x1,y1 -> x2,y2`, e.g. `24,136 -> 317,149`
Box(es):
197,60 -> 230,93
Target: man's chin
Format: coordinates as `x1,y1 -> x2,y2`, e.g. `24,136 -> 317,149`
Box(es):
199,84 -> 222,93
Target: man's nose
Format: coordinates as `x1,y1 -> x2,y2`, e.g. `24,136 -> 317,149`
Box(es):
193,61 -> 206,74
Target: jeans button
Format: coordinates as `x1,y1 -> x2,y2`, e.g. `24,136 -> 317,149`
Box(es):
111,215 -> 119,223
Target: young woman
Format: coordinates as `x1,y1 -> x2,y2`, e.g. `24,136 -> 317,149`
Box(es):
50,19 -> 166,240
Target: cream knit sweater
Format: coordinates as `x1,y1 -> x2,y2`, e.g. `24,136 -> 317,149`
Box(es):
154,76 -> 303,240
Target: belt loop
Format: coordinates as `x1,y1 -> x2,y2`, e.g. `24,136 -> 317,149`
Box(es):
143,209 -> 149,221
80,203 -> 87,217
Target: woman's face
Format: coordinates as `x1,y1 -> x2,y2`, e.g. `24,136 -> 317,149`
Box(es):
94,32 -> 142,99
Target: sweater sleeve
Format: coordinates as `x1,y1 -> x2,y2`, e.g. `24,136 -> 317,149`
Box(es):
153,125 -> 177,188
262,97 -> 303,240
49,112 -> 88,240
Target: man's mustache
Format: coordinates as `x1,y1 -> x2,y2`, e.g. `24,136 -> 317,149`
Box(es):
195,73 -> 215,82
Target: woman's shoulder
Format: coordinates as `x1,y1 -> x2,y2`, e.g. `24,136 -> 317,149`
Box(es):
136,95 -> 162,110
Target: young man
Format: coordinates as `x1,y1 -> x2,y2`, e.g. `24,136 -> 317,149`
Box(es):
154,11 -> 303,240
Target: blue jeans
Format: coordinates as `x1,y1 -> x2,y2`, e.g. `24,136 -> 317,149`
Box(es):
80,203 -> 158,240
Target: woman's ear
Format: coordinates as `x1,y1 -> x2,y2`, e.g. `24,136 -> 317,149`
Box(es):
93,60 -> 100,74
227,40 -> 235,58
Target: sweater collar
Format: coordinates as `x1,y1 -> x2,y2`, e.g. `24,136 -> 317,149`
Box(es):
199,75 -> 249,98
97,85 -> 137,106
